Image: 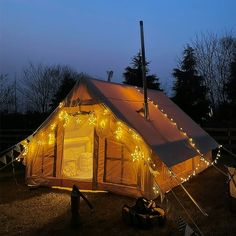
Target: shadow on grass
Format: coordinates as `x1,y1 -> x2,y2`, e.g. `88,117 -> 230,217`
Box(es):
34,192 -> 175,236
167,166 -> 236,235
3,166 -> 236,235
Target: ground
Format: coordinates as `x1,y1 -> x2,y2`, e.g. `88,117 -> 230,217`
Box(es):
1,166 -> 236,236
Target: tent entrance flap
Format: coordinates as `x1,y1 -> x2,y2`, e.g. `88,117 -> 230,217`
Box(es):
104,139 -> 138,187
62,115 -> 94,180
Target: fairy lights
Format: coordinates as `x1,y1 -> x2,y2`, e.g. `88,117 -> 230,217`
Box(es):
99,119 -> 107,129
148,164 -> 159,177
114,126 -> 123,140
131,146 -> 144,162
103,109 -> 110,115
153,186 -> 159,195
134,86 -> 222,187
9,93 -> 223,198
114,122 -> 124,140
180,163 -> 201,182
88,113 -> 97,126
212,145 -> 222,164
132,132 -> 141,141
37,140 -> 45,145
58,102 -> 64,108
59,111 -> 70,127
76,117 -> 82,124
50,123 -> 56,131
48,133 -> 55,145
21,140 -> 29,156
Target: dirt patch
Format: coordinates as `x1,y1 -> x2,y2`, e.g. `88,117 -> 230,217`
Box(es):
1,166 -> 236,235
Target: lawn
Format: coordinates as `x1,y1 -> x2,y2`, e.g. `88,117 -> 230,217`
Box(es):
1,165 -> 236,236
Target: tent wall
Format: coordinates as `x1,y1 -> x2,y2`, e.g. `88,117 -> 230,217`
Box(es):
155,152 -> 212,193
23,78 -> 216,198
25,103 -> 212,197
228,167 -> 236,198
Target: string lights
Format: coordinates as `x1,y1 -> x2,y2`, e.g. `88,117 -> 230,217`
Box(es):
11,101 -> 165,196
88,113 -> 97,126
212,145 -> 222,164
131,146 -> 144,162
114,122 -> 123,140
48,133 -> 55,145
59,111 -> 70,127
58,102 -> 64,108
76,117 -> 82,124
50,123 -> 56,131
7,90 -> 224,197
99,119 -> 107,129
134,86 -> 223,184
21,140 -> 29,156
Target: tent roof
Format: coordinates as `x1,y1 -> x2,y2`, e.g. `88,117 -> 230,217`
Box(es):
66,77 -> 218,167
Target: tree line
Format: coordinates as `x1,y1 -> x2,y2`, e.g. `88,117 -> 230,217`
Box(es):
1,31 -> 236,127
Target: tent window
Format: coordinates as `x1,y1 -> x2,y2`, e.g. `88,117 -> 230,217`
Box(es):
104,139 -> 137,186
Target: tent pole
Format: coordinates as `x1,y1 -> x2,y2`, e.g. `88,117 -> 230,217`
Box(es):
170,189 -> 204,236
146,161 -> 204,235
170,169 -> 208,216
139,20 -> 149,120
212,164 -> 228,177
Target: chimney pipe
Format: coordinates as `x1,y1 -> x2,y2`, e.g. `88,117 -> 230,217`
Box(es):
139,20 -> 149,119
107,70 -> 113,82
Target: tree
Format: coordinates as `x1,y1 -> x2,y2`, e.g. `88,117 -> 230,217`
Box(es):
227,53 -> 236,105
172,46 -> 209,123
0,74 -> 14,113
21,64 -> 79,113
221,53 -> 236,122
50,70 -> 81,109
192,32 -> 236,109
123,52 -> 161,90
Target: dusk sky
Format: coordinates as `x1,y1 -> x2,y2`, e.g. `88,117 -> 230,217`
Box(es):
1,0 -> 236,92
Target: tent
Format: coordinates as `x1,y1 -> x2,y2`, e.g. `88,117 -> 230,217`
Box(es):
19,77 -> 218,199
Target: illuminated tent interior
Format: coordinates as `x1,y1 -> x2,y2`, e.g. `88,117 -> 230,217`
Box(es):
20,77 -> 218,198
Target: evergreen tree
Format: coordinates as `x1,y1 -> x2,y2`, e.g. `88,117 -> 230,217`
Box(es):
50,69 -> 79,110
123,52 -> 161,90
172,46 -> 209,123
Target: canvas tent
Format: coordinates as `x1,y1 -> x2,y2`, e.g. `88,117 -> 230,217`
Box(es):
228,167 -> 236,199
19,77 -> 218,199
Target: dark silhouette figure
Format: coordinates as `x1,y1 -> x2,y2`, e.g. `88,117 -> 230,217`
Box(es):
70,185 -> 94,229
71,185 -> 80,228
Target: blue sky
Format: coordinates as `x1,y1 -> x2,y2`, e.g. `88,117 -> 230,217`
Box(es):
0,0 -> 236,92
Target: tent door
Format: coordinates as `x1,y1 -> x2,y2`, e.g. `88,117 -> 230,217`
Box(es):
62,116 -> 94,180
103,139 -> 137,187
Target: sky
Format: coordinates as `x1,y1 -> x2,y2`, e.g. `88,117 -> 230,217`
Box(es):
0,0 -> 236,93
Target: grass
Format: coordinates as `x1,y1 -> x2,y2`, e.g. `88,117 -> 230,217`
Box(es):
1,165 -> 236,236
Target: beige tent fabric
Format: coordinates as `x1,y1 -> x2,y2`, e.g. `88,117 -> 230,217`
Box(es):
228,167 -> 236,198
69,78 -> 218,167
22,77 -> 218,198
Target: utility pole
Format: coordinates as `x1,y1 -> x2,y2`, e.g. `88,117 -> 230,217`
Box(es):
139,20 -> 149,120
